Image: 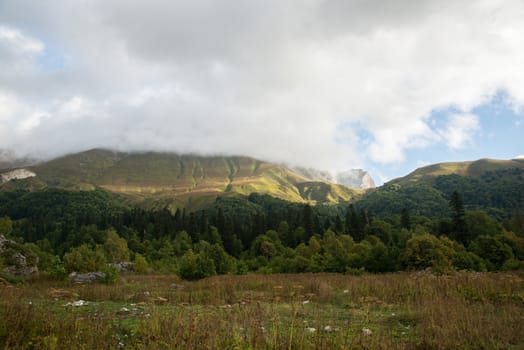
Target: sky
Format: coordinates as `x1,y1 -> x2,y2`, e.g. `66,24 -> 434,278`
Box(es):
0,0 -> 523,184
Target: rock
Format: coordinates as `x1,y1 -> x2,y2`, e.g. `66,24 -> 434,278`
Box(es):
336,169 -> 376,189
69,271 -> 106,283
111,261 -> 134,272
362,328 -> 373,336
0,234 -> 39,276
0,168 -> 36,184
65,300 -> 87,307
292,167 -> 376,190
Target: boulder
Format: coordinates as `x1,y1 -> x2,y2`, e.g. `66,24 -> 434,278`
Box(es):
69,271 -> 106,283
111,261 -> 134,272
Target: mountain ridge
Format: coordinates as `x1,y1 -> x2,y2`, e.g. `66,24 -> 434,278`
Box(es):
0,148 -> 361,210
388,158 -> 524,186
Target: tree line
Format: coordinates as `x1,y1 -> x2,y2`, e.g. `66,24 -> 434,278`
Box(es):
1,188 -> 523,280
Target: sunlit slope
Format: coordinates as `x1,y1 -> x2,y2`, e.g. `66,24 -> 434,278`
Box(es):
358,158 -> 524,218
389,158 -> 524,186
3,149 -> 359,207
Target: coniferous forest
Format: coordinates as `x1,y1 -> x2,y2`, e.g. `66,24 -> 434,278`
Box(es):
1,166 -> 523,281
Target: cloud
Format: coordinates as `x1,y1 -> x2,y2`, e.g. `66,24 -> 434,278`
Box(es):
440,113 -> 480,150
0,0 -> 524,171
514,155 -> 524,159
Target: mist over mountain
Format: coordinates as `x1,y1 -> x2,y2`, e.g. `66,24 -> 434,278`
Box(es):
0,149 -> 361,210
291,167 -> 375,189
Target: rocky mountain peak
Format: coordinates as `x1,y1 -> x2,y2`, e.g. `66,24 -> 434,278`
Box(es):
292,167 -> 375,190
336,169 -> 376,189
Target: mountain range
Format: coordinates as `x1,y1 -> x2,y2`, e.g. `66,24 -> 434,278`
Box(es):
0,149 -> 362,210
1,149 -> 523,216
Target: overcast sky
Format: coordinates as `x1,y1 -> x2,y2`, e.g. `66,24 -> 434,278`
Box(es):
1,0 -> 523,183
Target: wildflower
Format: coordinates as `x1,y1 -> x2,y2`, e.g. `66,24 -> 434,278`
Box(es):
324,325 -> 332,332
343,289 -> 349,294
362,328 -> 373,336
306,327 -> 316,333
302,300 -> 310,305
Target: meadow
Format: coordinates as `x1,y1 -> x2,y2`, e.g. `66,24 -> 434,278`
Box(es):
1,272 -> 523,349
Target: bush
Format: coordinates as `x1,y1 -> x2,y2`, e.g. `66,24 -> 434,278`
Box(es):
133,254 -> 149,274
63,244 -> 106,273
101,265 -> 120,284
403,234 -> 456,273
178,250 -> 216,280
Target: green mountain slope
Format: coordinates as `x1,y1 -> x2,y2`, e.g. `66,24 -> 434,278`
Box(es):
389,158 -> 524,186
358,158 -> 524,219
0,149 -> 359,209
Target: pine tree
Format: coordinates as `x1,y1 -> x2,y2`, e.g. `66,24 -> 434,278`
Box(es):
400,208 -> 411,230
449,191 -> 469,244
303,204 -> 314,238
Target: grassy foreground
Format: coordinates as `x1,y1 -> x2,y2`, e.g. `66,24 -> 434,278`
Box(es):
1,272 -> 523,349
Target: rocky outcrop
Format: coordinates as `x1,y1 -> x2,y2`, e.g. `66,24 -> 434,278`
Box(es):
69,271 -> 106,283
0,234 -> 39,276
111,261 -> 134,272
0,168 -> 36,183
336,169 -> 375,189
293,167 -> 376,190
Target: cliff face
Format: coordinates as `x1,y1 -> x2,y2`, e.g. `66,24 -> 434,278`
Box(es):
293,167 -> 375,190
336,169 -> 376,190
0,169 -> 37,183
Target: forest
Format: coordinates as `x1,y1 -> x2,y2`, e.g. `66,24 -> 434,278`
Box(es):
1,167 -> 523,281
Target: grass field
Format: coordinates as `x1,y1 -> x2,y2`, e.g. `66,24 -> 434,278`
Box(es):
1,272 -> 523,349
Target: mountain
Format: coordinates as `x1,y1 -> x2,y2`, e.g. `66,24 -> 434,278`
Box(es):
336,169 -> 375,189
0,149 -> 37,170
358,158 -> 524,219
292,167 -> 375,190
389,158 -> 524,186
0,149 -> 360,209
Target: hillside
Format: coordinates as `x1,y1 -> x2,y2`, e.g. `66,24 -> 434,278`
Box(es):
358,158 -> 524,219
389,158 -> 524,186
0,149 -> 360,209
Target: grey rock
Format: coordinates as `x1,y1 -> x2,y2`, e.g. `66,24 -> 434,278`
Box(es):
0,234 -> 39,276
111,261 -> 134,272
336,169 -> 376,189
0,168 -> 36,184
69,271 -> 106,283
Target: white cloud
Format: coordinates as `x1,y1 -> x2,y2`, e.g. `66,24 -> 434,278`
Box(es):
0,0 -> 523,170
514,155 -> 524,159
439,113 -> 480,150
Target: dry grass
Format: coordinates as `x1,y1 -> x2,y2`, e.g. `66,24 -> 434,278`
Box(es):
1,272 -> 523,349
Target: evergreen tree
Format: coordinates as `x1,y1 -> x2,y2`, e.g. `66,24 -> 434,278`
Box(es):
449,191 -> 470,244
303,204 -> 314,239
400,208 -> 411,230
334,215 -> 344,233
347,205 -> 364,241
